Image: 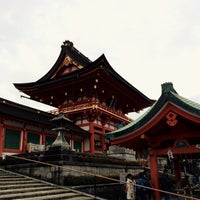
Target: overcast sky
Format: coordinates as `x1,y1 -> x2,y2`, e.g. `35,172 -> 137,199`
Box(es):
1,0 -> 200,118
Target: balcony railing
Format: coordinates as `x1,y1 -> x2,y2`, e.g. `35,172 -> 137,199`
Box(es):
51,101 -> 132,123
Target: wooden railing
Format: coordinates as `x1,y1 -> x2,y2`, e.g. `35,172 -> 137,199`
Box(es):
2,154 -> 200,200
50,101 -> 132,123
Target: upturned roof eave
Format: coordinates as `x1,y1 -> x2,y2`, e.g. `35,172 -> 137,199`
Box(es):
14,41 -> 91,90
0,97 -> 90,135
90,54 -> 155,106
14,54 -> 154,108
37,41 -> 91,83
13,41 -> 154,107
105,82 -> 200,141
13,72 -> 77,91
0,97 -> 55,127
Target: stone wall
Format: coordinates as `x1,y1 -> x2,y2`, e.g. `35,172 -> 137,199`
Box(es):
1,148 -> 144,186
107,145 -> 136,161
4,160 -> 143,186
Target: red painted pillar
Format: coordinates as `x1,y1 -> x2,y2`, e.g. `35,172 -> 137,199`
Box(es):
22,128 -> 27,153
0,120 -> 4,157
41,130 -> 45,145
174,157 -> 181,183
89,122 -> 94,153
101,126 -> 106,152
149,153 -> 160,200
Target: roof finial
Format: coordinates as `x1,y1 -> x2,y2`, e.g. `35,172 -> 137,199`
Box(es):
63,40 -> 73,47
161,82 -> 177,94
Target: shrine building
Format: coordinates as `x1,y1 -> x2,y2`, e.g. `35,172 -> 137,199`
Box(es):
0,40 -> 154,156
0,97 -> 90,156
1,41 -> 200,199
105,82 -> 200,200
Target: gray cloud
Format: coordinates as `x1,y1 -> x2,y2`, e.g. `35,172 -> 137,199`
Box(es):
1,0 -> 200,114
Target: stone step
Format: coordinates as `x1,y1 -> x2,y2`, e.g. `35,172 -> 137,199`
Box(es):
0,188 -> 71,199
0,177 -> 32,181
15,192 -> 83,200
0,179 -> 40,185
0,186 -> 54,195
0,168 -> 99,200
0,172 -> 15,176
0,182 -> 48,189
68,196 -> 95,200
0,175 -> 24,178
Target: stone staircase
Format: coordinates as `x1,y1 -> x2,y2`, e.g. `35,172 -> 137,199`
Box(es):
0,168 -> 104,200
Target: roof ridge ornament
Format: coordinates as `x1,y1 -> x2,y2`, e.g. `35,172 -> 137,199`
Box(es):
161,82 -> 177,94
63,40 -> 73,47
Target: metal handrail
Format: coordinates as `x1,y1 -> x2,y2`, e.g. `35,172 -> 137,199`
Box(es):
3,154 -> 200,200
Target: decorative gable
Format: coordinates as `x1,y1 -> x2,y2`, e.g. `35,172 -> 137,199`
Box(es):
51,56 -> 84,79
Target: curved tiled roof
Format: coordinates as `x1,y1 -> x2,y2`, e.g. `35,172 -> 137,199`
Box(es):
13,40 -> 154,111
105,82 -> 200,140
0,97 -> 89,135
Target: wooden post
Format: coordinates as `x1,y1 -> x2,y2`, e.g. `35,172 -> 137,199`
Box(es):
22,128 -> 27,153
101,125 -> 106,152
0,121 -> 4,157
149,153 -> 160,200
89,122 -> 95,153
174,157 -> 181,183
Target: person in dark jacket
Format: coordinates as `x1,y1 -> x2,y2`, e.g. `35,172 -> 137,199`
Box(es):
160,170 -> 172,200
176,174 -> 191,196
136,172 -> 152,200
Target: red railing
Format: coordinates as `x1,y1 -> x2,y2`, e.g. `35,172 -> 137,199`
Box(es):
50,101 -> 132,123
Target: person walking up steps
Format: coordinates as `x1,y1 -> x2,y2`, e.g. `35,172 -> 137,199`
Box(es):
160,169 -> 172,200
125,174 -> 136,200
136,172 -> 152,200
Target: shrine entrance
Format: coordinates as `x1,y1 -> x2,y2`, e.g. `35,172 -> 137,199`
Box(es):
149,142 -> 200,199
105,82 -> 200,200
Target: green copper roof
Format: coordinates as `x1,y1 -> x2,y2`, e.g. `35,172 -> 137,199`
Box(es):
105,82 -> 200,140
172,92 -> 200,111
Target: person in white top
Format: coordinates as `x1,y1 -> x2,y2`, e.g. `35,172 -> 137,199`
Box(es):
125,174 -> 136,200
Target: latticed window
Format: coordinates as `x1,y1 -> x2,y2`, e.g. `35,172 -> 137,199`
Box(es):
4,128 -> 21,150
94,133 -> 102,151
74,141 -> 82,152
27,132 -> 40,144
45,136 -> 56,146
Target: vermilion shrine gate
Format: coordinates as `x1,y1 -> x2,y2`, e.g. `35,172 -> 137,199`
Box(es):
105,82 -> 200,200
14,40 -> 154,154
